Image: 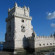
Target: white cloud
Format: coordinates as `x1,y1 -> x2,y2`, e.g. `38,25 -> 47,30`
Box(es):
47,11 -> 55,20
51,23 -> 55,28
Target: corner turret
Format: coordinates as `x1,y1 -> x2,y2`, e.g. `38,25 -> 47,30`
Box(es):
14,2 -> 18,7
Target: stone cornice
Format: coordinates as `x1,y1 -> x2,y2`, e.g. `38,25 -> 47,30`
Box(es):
14,15 -> 32,20
6,14 -> 32,22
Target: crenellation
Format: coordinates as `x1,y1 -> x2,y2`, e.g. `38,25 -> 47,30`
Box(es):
8,3 -> 30,19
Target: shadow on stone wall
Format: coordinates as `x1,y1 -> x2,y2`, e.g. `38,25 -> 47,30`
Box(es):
23,32 -> 35,53
3,16 -> 15,52
3,39 -> 14,52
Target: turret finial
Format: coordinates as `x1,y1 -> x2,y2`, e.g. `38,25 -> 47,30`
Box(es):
27,7 -> 30,11
8,8 -> 10,12
24,6 -> 27,10
15,2 -> 18,7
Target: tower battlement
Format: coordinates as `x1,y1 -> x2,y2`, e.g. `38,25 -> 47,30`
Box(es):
8,2 -> 30,18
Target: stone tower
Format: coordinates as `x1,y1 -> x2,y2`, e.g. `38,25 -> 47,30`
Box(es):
4,3 -> 34,51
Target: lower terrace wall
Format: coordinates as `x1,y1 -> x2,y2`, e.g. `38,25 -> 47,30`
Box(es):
35,37 -> 55,48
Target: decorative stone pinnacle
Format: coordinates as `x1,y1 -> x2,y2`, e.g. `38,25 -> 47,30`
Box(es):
15,2 -> 18,7
8,8 -> 10,12
27,7 -> 29,10
24,6 -> 27,10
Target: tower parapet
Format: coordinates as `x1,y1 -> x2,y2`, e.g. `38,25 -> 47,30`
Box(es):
7,2 -> 31,20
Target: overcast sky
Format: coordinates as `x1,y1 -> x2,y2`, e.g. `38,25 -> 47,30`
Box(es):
0,0 -> 55,41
